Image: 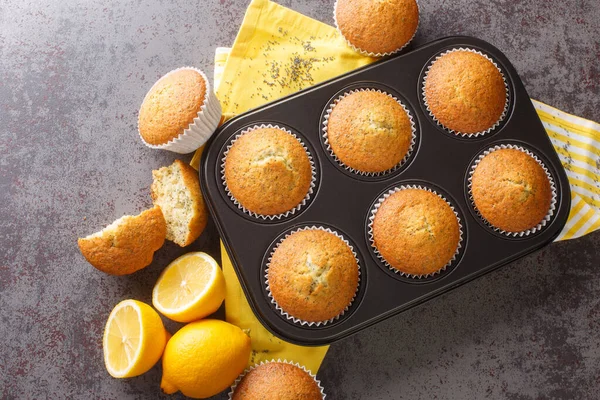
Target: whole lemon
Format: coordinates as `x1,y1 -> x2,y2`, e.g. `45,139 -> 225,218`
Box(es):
161,319 -> 251,399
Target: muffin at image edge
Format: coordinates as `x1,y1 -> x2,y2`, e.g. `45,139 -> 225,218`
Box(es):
371,187 -> 461,277
223,126 -> 313,217
230,361 -> 324,400
470,147 -> 553,233
335,0 -> 419,56
325,89 -> 414,174
138,68 -> 221,153
267,228 -> 359,324
423,49 -> 507,135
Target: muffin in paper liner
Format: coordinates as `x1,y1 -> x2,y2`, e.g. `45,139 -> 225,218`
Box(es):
333,0 -> 420,57
264,226 -> 361,327
228,359 -> 326,400
138,66 -> 222,154
322,87 -> 417,177
221,124 -> 317,221
421,48 -> 510,138
467,144 -> 557,237
368,185 -> 464,279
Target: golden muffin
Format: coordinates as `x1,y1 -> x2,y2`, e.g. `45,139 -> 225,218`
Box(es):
139,69 -> 207,145
78,206 -> 166,276
471,148 -> 553,233
231,362 -> 323,400
268,229 -> 359,323
424,50 -> 507,135
326,90 -> 413,173
372,188 -> 460,276
335,0 -> 419,55
224,127 -> 312,216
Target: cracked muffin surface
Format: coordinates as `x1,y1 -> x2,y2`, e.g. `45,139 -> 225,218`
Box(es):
471,148 -> 552,232
326,90 -> 413,173
267,229 -> 359,323
424,50 -> 506,135
372,188 -> 460,276
224,127 -> 312,216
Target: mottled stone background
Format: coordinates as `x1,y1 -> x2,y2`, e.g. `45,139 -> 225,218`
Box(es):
1,0 -> 599,399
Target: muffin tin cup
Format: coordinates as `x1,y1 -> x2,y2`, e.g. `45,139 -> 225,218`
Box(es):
220,124 -> 317,221
322,87 -> 417,177
368,184 -> 464,279
228,359 -> 326,400
332,0 -> 420,58
421,47 -> 510,138
137,66 -> 222,154
264,226 -> 361,327
467,144 -> 558,237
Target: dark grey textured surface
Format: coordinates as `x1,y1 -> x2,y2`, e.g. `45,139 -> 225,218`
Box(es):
1,0 -> 599,399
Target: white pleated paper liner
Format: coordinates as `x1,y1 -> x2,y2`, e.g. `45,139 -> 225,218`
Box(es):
467,144 -> 558,238
321,87 -> 417,177
333,0 -> 420,57
421,48 -> 510,138
228,359 -> 326,400
367,184 -> 464,280
137,67 -> 222,154
264,226 -> 361,327
220,124 -> 317,221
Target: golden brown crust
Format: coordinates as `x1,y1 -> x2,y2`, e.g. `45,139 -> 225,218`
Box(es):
150,159 -> 208,247
224,128 -> 312,216
372,189 -> 460,276
471,148 -> 552,232
139,69 -> 207,145
268,229 -> 359,323
335,0 -> 419,54
424,50 -> 506,134
77,206 -> 166,276
232,362 -> 322,400
327,90 -> 412,173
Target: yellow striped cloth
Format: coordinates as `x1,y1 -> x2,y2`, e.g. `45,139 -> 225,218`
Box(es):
532,101 -> 600,240
213,49 -> 600,242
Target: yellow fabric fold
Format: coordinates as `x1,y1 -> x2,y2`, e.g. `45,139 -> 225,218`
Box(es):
190,0 -> 600,374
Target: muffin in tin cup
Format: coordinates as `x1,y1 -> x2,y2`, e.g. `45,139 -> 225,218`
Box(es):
221,124 -> 316,220
468,144 -> 557,237
265,226 -> 361,326
422,48 -> 509,137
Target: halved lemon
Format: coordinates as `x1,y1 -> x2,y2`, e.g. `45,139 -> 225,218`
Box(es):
103,299 -> 168,378
152,252 -> 226,323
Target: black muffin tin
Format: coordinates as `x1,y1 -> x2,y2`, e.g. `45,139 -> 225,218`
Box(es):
200,36 -> 571,345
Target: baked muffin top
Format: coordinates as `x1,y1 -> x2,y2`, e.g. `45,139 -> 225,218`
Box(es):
139,69 -> 207,145
268,229 -> 359,323
326,90 -> 413,173
372,188 -> 460,276
231,362 -> 322,400
335,0 -> 419,55
424,50 -> 506,135
224,127 -> 312,216
471,148 -> 552,233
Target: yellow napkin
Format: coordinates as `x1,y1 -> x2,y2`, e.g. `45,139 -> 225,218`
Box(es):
191,0 -> 600,373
